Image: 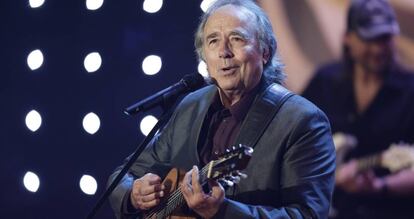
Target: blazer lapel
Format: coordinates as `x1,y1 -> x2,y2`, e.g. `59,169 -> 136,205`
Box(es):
234,83 -> 293,149
189,85 -> 218,165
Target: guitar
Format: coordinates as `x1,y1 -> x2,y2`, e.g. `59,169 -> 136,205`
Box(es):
142,144 -> 253,219
333,133 -> 414,172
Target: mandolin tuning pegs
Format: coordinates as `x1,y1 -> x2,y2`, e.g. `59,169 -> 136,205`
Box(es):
226,175 -> 240,184
218,179 -> 234,187
234,171 -> 248,179
224,179 -> 234,187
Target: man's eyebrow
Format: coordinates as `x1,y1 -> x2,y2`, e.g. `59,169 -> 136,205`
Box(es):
229,29 -> 250,39
204,29 -> 250,41
205,32 -> 219,41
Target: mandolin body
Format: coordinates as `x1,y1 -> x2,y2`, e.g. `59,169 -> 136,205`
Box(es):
142,145 -> 253,219
143,168 -> 195,219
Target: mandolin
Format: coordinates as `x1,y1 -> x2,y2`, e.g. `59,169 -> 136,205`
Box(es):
142,144 -> 253,219
330,133 -> 414,219
333,133 -> 414,172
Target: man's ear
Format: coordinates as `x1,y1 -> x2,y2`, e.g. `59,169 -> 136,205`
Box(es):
263,48 -> 270,65
343,32 -> 353,47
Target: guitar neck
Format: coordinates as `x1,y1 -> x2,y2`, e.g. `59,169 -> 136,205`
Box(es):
356,153 -> 381,172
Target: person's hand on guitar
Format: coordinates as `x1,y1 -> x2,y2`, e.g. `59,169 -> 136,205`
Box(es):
181,166 -> 225,219
336,160 -> 386,194
130,173 -> 166,210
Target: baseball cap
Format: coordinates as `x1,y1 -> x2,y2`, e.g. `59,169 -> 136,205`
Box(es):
347,0 -> 400,40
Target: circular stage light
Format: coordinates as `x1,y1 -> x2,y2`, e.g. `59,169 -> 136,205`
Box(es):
198,61 -> 209,77
142,55 -> 162,75
29,0 -> 45,8
25,110 -> 42,132
200,0 -> 216,12
23,171 -> 40,193
82,112 -> 101,135
143,0 -> 163,13
140,115 -> 158,136
27,49 -> 44,70
84,52 -> 102,73
86,0 -> 104,11
79,175 -> 97,195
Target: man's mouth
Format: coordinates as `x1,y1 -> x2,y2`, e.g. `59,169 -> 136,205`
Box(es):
221,66 -> 237,75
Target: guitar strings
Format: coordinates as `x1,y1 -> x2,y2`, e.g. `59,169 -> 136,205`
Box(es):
144,165 -> 210,218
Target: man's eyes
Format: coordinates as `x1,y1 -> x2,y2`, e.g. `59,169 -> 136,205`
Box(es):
232,36 -> 245,42
208,39 -> 218,45
206,36 -> 246,46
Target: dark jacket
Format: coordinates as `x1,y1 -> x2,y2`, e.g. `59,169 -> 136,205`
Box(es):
109,83 -> 336,219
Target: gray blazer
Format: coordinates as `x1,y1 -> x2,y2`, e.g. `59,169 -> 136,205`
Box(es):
108,83 -> 335,219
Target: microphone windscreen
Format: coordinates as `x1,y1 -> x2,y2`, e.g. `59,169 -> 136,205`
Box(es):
182,73 -> 206,91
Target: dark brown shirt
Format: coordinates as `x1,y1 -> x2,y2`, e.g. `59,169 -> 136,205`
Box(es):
199,86 -> 259,165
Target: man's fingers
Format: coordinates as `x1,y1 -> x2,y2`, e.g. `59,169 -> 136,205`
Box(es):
131,186 -> 164,210
136,197 -> 161,210
136,174 -> 164,196
209,181 -> 224,199
191,166 -> 202,193
181,167 -> 194,196
130,173 -> 164,210
181,166 -> 208,209
143,173 -> 162,185
179,167 -> 225,218
141,190 -> 165,202
180,180 -> 191,198
140,183 -> 165,196
131,186 -> 163,202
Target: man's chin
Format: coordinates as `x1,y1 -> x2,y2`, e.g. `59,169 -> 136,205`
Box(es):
367,63 -> 389,75
216,83 -> 238,92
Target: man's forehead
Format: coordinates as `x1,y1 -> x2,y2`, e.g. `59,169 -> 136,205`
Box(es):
204,5 -> 255,34
209,5 -> 254,20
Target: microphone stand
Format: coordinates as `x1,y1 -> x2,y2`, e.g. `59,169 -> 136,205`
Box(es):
86,105 -> 175,219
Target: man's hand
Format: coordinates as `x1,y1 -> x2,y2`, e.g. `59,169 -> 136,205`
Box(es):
181,166 -> 225,219
130,173 -> 165,210
336,160 -> 385,194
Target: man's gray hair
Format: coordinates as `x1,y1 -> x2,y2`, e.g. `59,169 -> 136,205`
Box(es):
194,0 -> 285,84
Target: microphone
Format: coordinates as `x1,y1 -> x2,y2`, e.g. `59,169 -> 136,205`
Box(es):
124,73 -> 206,115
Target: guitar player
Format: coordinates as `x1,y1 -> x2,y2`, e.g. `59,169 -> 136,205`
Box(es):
108,0 -> 336,218
302,0 -> 414,218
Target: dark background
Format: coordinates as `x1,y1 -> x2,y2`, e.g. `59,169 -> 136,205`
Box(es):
0,0 -> 203,218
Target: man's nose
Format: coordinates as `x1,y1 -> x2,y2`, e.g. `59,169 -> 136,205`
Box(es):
369,36 -> 393,52
218,41 -> 233,58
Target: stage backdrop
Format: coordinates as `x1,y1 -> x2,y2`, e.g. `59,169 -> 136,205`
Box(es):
259,0 -> 414,93
1,0 -> 413,218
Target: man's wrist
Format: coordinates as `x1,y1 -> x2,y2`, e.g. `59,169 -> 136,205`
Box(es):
378,178 -> 389,196
210,198 -> 228,219
123,189 -> 140,214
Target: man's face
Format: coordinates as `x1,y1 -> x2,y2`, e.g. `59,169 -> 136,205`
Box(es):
345,32 -> 395,74
202,5 -> 268,95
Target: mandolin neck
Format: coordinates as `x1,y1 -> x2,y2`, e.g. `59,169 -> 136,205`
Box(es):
356,153 -> 381,172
